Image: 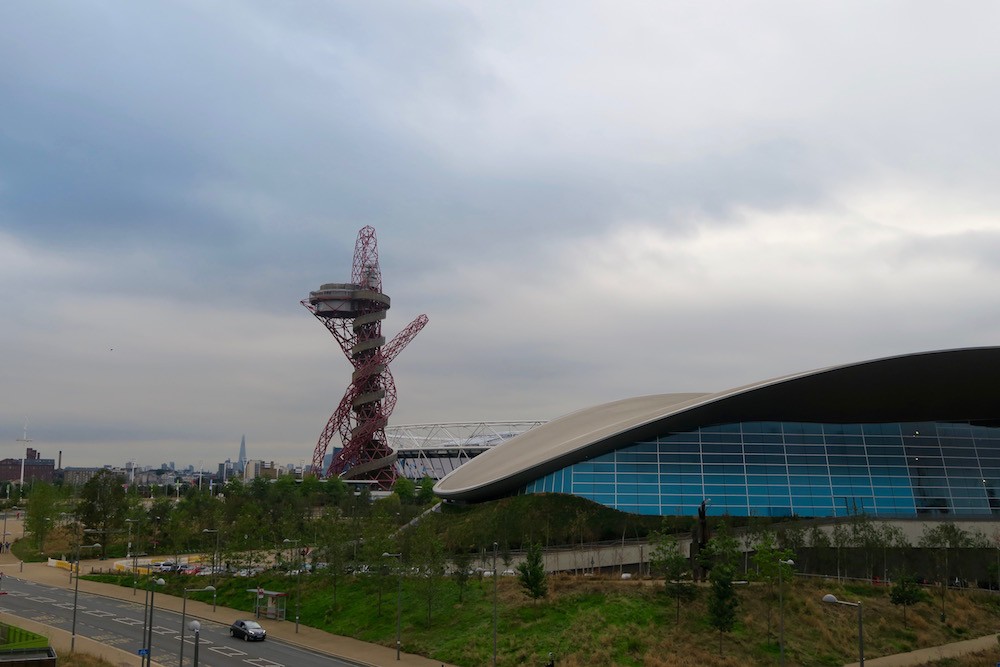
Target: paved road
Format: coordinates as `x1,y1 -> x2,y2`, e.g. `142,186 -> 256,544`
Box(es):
0,573 -> 361,667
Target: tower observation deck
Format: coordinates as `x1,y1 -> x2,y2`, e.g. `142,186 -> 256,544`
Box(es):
303,226 -> 428,488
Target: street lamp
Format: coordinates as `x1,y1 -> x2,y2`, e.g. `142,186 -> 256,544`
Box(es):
70,542 -> 101,652
202,528 -> 220,607
492,540 -> 499,667
778,558 -> 795,667
142,577 -> 165,667
282,538 -> 301,632
383,552 -> 402,661
125,518 -> 140,595
180,585 -> 215,667
822,594 -> 863,666
188,620 -> 201,667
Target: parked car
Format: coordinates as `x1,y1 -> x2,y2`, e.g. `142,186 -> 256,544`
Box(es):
230,619 -> 266,642
177,564 -> 202,575
157,561 -> 176,572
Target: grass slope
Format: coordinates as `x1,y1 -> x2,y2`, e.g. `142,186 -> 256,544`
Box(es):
88,569 -> 1000,666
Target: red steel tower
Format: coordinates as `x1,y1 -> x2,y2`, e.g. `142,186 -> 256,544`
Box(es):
302,226 -> 428,487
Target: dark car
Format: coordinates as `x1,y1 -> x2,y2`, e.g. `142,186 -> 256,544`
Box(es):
229,619 -> 266,641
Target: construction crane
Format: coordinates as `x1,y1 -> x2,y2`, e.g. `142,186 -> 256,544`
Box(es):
302,226 -> 428,488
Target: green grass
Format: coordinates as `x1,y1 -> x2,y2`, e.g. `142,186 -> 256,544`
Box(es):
84,569 -> 1000,666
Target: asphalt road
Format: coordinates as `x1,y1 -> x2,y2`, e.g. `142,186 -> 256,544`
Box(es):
0,574 -> 361,667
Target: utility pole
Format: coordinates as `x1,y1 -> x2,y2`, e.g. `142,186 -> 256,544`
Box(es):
16,418 -> 31,487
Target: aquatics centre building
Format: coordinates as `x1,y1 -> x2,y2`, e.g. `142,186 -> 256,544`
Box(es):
434,347 -> 1000,519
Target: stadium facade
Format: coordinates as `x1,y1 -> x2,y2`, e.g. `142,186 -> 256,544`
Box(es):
386,421 -> 545,480
434,347 -> 1000,518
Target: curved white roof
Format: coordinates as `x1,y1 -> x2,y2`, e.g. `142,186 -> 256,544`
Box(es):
434,347 -> 1000,502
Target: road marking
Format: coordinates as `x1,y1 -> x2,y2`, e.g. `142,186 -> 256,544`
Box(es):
178,636 -> 215,646
114,617 -> 143,626
4,591 -> 28,597
84,610 -> 116,618
54,602 -> 76,610
151,625 -> 175,635
209,646 -> 246,657
28,596 -> 56,603
245,658 -> 283,667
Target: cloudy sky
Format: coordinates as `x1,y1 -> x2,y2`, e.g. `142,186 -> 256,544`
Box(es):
3,2 -> 1000,470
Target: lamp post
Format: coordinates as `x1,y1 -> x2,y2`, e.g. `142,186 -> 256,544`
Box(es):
383,552 -> 402,660
125,518 -> 140,595
202,528 -> 220,608
142,577 -> 165,667
282,538 -> 301,632
188,620 -> 201,667
822,594 -> 863,666
492,540 -> 499,667
71,541 -> 101,652
180,585 -> 215,667
778,559 -> 795,667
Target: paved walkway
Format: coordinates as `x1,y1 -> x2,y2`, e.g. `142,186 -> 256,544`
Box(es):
0,518 -> 455,667
842,633 -> 999,667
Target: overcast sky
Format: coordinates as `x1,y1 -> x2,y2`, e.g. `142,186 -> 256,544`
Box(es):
3,2 -> 1000,470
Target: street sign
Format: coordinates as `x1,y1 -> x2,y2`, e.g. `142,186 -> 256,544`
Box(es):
137,648 -> 148,656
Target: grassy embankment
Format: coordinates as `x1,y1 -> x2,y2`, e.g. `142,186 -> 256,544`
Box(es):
23,495 -> 1000,665
82,566 -> 1000,666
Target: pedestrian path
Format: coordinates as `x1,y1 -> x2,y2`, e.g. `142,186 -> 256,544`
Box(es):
842,633 -> 999,667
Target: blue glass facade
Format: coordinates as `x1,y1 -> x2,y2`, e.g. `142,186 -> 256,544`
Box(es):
521,421 -> 1000,517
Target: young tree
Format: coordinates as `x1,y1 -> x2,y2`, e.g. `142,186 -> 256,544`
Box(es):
451,549 -> 473,603
25,482 -> 60,550
517,541 -> 547,600
750,530 -> 794,641
890,573 -> 926,627
318,514 -> 351,606
832,524 -> 851,581
707,561 -> 738,656
650,529 -> 696,624
417,476 -> 437,506
74,470 -> 129,557
411,522 -> 446,624
849,514 -> 881,579
807,525 -> 831,574
920,523 -> 970,622
878,523 -> 909,582
704,523 -> 741,656
392,477 -> 416,505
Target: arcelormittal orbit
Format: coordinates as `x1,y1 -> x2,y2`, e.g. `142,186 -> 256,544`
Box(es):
302,226 -> 428,488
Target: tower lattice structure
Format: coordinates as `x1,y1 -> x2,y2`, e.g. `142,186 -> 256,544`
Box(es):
302,226 -> 428,487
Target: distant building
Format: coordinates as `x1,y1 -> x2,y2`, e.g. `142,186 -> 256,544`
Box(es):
237,435 -> 247,476
62,467 -> 106,487
0,447 -> 56,484
243,460 -> 279,481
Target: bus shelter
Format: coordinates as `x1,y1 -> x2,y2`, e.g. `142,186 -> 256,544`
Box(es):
247,587 -> 287,620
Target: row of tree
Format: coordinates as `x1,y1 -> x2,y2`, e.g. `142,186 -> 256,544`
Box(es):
649,519 -> 953,656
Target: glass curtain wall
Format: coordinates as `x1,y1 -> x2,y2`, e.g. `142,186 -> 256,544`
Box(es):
521,421 -> 1000,517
